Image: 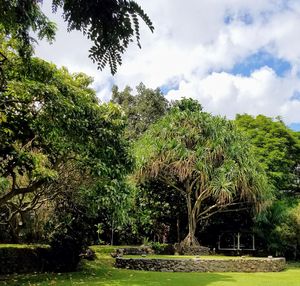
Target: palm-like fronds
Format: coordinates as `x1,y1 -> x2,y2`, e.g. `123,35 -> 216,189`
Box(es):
134,99 -> 272,246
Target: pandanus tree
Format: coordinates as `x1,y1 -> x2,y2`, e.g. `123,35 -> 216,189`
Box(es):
134,99 -> 272,247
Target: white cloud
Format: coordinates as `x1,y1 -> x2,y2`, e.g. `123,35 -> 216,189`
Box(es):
166,67 -> 300,123
35,0 -> 300,125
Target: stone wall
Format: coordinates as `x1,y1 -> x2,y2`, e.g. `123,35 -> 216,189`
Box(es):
116,247 -> 153,256
174,244 -> 210,255
0,247 -> 50,274
115,245 -> 175,256
115,257 -> 286,272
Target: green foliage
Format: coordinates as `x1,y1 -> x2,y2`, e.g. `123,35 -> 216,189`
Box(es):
0,245 -> 51,274
235,114 -> 300,192
133,179 -> 186,243
45,191 -> 96,272
111,83 -> 169,139
150,242 -> 175,255
0,0 -> 153,74
0,39 -> 132,259
95,223 -> 105,245
85,178 -> 135,245
0,51 -> 130,203
255,198 -> 300,259
53,0 -> 154,74
142,237 -> 150,246
150,241 -> 164,253
0,243 -> 48,249
135,99 -> 272,246
171,97 -> 203,113
235,114 -> 300,257
0,0 -> 56,59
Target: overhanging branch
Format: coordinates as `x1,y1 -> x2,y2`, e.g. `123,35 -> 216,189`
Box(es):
0,179 -> 47,206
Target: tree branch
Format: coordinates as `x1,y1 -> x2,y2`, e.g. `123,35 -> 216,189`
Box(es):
0,179 -> 47,206
198,207 -> 249,221
159,174 -> 186,198
197,201 -> 249,222
192,188 -> 211,216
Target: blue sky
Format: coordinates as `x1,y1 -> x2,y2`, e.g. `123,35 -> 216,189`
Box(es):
290,91 -> 300,101
224,11 -> 254,26
36,0 -> 300,130
289,123 -> 300,131
160,78 -> 180,95
230,51 -> 291,77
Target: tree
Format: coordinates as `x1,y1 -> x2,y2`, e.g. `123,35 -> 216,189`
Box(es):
111,83 -> 169,139
88,179 -> 134,245
0,1 -> 56,91
0,0 -> 153,75
134,99 -> 272,248
235,114 -> 300,193
254,197 -> 300,259
0,40 -> 131,238
135,179 -> 187,243
235,115 -> 300,257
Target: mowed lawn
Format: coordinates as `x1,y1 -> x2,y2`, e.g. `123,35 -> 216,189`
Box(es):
1,246 -> 300,286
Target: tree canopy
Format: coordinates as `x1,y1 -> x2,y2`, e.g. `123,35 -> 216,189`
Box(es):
0,39 -> 132,237
135,99 -> 272,248
235,114 -> 300,193
235,114 -> 300,258
111,83 -> 169,139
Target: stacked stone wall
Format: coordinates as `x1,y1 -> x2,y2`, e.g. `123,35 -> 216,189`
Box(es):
0,247 -> 50,274
115,257 -> 286,272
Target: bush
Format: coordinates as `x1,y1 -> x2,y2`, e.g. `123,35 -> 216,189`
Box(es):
150,242 -> 175,255
0,245 -> 50,274
45,193 -> 95,272
48,234 -> 83,272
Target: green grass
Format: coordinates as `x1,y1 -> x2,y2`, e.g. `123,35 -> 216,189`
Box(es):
1,245 -> 300,286
0,244 -> 49,249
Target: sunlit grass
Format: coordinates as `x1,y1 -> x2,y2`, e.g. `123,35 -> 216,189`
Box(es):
1,245 -> 299,286
0,244 -> 49,249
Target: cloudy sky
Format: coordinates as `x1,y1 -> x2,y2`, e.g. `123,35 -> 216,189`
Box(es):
35,0 -> 300,130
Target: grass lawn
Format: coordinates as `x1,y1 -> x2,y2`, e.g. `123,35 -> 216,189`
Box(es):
0,244 -> 49,249
1,245 -> 300,286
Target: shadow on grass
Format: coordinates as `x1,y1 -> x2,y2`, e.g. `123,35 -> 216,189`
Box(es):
1,257 -> 235,286
3,245 -> 300,286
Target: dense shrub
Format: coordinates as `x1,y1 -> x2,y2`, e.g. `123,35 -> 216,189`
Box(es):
150,242 -> 175,255
0,245 -> 50,274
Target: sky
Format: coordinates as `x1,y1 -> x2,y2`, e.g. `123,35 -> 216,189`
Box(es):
35,0 -> 300,131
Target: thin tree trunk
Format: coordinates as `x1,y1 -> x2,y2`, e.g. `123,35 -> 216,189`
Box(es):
111,216 -> 114,246
8,221 -> 19,243
177,217 -> 180,243
182,192 -> 199,247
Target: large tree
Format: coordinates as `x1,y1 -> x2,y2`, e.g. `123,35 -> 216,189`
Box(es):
235,114 -> 300,193
111,83 -> 169,139
135,99 -> 272,248
235,114 -> 300,258
0,38 -> 131,234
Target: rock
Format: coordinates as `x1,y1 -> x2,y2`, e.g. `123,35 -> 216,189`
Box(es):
80,248 -> 96,260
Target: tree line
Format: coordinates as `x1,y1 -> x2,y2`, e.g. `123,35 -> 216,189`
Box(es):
1,35 -> 300,267
1,1 -> 300,270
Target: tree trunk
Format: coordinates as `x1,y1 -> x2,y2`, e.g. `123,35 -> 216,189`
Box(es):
176,217 -> 180,243
111,217 -> 114,246
181,192 -> 199,247
8,221 -> 20,243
